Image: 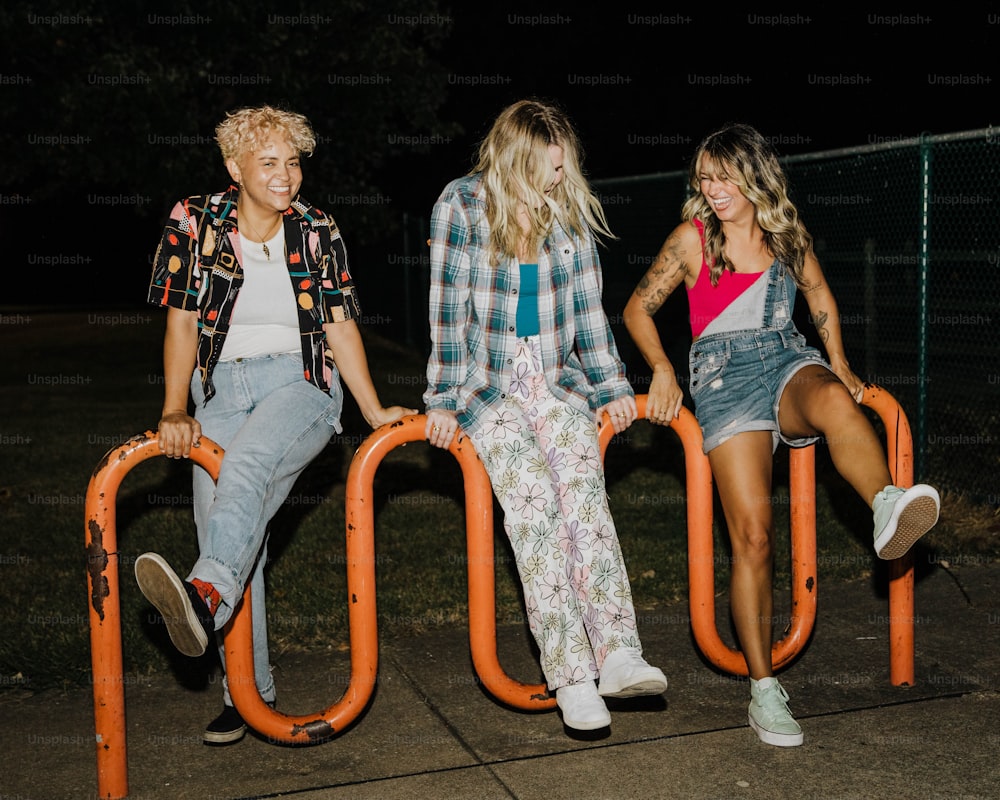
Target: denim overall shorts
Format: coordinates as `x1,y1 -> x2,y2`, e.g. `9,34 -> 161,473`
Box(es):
688,261 -> 832,454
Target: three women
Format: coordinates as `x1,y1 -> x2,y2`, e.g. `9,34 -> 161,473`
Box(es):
139,102 -> 938,747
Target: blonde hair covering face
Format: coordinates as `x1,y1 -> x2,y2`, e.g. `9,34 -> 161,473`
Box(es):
681,123 -> 812,286
472,99 -> 614,264
215,105 -> 318,163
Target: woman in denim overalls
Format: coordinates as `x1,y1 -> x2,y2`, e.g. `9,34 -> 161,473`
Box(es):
623,124 -> 940,747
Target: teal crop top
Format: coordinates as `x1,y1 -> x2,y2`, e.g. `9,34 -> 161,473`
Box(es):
516,263 -> 539,336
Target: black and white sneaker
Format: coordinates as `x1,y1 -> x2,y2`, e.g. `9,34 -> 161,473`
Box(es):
203,701 -> 276,745
204,704 -> 247,745
134,552 -> 214,657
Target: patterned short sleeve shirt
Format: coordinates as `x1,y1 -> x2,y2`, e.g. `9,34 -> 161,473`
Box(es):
148,185 -> 360,402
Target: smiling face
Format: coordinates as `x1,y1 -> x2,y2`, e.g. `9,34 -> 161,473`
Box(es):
226,137 -> 303,219
697,154 -> 754,224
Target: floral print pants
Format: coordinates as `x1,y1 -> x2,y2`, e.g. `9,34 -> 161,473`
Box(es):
470,336 -> 643,690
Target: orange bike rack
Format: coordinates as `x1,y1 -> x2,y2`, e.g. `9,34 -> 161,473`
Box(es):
226,415 -> 553,747
87,388 -> 916,797
596,389 -> 916,686
85,432 -> 225,800
85,418 -> 551,798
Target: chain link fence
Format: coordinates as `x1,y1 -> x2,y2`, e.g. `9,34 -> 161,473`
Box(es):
395,129 -> 999,503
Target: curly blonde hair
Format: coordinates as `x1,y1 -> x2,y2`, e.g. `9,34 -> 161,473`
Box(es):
214,105 -> 317,162
472,99 -> 614,264
681,123 -> 812,286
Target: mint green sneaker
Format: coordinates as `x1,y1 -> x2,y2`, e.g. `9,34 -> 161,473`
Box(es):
748,678 -> 803,747
873,484 -> 940,560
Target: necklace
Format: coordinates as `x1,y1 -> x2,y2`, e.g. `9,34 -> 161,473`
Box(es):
242,214 -> 282,260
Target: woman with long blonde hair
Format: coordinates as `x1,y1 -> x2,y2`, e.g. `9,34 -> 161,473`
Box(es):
624,123 -> 939,746
424,99 -> 667,733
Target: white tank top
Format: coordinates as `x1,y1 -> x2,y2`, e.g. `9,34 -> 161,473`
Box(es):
219,227 -> 301,361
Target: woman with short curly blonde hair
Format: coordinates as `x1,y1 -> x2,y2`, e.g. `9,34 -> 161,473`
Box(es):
137,104 -> 413,745
214,105 -> 317,162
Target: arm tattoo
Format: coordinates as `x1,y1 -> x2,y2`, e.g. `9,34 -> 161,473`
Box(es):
811,310 -> 830,343
634,237 -> 688,314
641,289 -> 670,315
661,240 -> 688,281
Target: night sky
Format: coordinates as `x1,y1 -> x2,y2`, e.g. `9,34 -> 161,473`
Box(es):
412,8 -> 993,195
0,5 -> 993,308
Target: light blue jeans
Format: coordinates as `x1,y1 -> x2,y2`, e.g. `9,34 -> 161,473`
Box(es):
190,353 -> 343,705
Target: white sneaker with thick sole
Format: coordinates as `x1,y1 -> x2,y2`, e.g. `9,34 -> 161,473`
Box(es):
873,484 -> 940,560
748,678 -> 803,747
598,648 -> 668,698
556,681 -> 611,730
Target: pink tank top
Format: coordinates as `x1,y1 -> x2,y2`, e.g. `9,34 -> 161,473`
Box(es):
686,218 -> 767,337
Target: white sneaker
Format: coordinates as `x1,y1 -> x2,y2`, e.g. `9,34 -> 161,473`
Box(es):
748,678 -> 803,747
873,484 -> 940,560
598,648 -> 668,698
556,681 -> 611,730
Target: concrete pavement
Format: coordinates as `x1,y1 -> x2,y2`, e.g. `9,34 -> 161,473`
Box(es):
3,561 -> 998,799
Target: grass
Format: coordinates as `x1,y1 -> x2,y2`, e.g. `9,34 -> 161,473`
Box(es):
1,309 -> 997,694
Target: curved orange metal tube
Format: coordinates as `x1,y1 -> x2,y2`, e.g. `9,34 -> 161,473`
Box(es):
85,432 -> 224,800
688,437 -> 817,675
87,385 -> 917,796
601,389 -> 914,684
86,417 -> 552,796
227,415 -> 552,745
862,383 -> 917,686
784,446 -> 819,669
598,398 -> 766,676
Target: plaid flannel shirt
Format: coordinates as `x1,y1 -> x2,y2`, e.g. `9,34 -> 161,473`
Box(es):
423,174 -> 633,435
148,186 -> 360,403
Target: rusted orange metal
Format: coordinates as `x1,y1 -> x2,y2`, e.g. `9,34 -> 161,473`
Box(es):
680,441 -> 819,676
85,418 -> 552,796
226,414 -> 552,746
85,432 -> 224,800
87,387 -> 917,796
598,389 -> 915,684
862,383 -> 917,686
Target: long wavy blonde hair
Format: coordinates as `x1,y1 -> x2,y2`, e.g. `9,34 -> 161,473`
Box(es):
472,99 -> 614,264
681,123 -> 812,286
